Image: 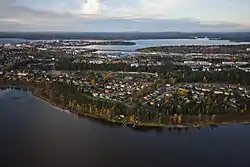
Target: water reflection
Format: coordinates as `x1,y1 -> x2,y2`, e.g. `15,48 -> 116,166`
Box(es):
0,88 -> 232,133
2,90 -> 250,167
79,115 -> 123,128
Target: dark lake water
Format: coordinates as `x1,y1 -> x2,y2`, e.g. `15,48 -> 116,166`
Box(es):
1,90 -> 250,167
0,38 -> 27,44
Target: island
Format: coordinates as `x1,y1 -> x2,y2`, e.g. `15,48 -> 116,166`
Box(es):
30,40 -> 136,48
137,44 -> 250,54
1,41 -> 250,129
91,41 -> 136,46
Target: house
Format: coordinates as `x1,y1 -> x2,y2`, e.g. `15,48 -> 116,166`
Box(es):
92,93 -> 98,97
222,62 -> 234,65
239,87 -> 244,91
236,62 -> 249,65
89,60 -> 103,64
202,88 -> 211,92
120,84 -> 126,88
184,61 -> 212,66
130,63 -> 139,68
17,72 -> 28,76
214,68 -> 222,72
202,68 -> 210,72
214,91 -> 223,94
106,85 -> 112,89
192,68 -> 199,71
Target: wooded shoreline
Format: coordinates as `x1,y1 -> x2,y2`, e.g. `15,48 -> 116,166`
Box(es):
2,84 -> 250,130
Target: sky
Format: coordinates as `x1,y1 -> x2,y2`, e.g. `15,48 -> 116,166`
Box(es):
0,0 -> 249,32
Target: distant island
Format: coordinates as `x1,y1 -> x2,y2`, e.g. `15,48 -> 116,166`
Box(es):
91,41 -> 136,46
137,44 -> 250,53
28,40 -> 136,48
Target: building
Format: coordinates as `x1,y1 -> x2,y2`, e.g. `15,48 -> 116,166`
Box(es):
89,60 -> 103,64
236,62 -> 249,65
222,62 -> 234,65
130,63 -> 139,68
184,61 -> 212,66
17,72 -> 28,76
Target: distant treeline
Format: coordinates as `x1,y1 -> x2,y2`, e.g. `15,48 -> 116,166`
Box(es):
137,44 -> 250,53
1,32 -> 250,41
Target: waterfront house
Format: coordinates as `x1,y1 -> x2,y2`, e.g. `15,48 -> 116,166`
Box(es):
130,63 -> 139,68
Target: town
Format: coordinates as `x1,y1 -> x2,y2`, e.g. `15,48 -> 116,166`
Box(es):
1,41 -> 250,127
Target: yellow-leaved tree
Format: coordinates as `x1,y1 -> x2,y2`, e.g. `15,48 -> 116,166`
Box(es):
178,115 -> 182,125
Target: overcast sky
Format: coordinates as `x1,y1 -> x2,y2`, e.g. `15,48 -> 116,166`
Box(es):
0,0 -> 249,32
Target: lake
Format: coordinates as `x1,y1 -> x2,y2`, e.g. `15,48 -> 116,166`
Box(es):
1,89 -> 250,167
82,39 -> 250,51
1,38 -> 250,51
0,38 -> 27,44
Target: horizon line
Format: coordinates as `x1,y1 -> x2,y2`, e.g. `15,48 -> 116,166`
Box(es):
0,31 -> 250,34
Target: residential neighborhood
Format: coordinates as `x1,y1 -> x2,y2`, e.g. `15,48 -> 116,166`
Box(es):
1,41 -> 250,126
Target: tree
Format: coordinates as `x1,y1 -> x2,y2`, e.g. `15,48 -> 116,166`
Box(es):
158,113 -> 162,124
91,79 -> 95,85
59,94 -> 64,105
4,63 -> 13,72
173,113 -> 178,124
177,115 -> 182,125
211,114 -> 216,122
203,76 -> 207,83
129,115 -> 136,123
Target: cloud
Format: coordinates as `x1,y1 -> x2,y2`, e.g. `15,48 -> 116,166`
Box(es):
81,0 -> 103,14
0,0 -> 249,32
137,0 -> 187,17
101,0 -> 191,19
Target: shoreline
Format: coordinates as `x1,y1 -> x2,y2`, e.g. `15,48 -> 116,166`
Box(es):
2,85 -> 250,129
32,90 -> 250,129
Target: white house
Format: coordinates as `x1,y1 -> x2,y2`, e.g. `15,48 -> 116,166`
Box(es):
17,72 -> 28,76
130,63 -> 139,68
214,91 -> 223,94
222,62 -> 234,65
